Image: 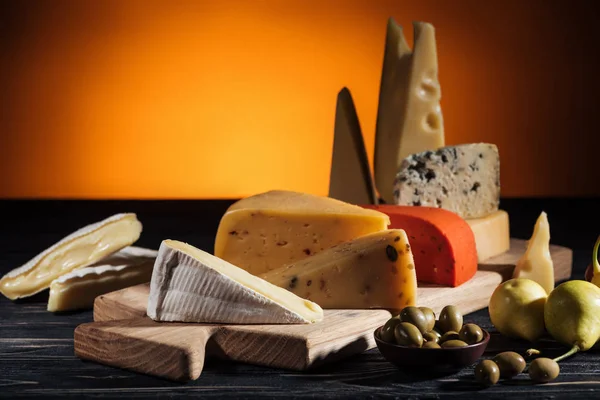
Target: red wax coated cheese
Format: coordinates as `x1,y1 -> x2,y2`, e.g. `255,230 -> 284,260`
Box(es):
362,205 -> 477,287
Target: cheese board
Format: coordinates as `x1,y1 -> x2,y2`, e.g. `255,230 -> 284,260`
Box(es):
73,238 -> 572,381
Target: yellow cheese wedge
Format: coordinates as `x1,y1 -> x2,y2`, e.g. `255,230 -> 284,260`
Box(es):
261,230 -> 417,311
466,210 -> 511,262
374,19 -> 445,203
214,190 -> 390,275
0,214 -> 142,300
47,246 -> 157,312
513,212 -> 554,294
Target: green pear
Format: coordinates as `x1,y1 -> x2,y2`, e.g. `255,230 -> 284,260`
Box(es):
545,280 -> 600,354
488,278 -> 547,342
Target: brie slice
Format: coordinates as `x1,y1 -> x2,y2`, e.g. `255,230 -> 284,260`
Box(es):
47,246 -> 158,312
0,213 -> 142,300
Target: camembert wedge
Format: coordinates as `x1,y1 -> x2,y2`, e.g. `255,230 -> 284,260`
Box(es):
47,246 -> 158,312
147,240 -> 324,324
0,213 -> 142,300
513,212 -> 554,294
262,230 -> 418,311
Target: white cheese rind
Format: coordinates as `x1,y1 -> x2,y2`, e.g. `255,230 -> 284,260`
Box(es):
147,240 -> 323,324
0,213 -> 142,300
393,143 -> 500,219
47,246 -> 158,312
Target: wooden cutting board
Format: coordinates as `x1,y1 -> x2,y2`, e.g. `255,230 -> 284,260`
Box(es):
74,238 -> 572,381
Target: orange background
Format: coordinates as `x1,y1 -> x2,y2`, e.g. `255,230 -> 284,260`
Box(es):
1,0 -> 598,199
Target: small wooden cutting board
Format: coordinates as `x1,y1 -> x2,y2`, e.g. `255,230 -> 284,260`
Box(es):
74,238 -> 572,381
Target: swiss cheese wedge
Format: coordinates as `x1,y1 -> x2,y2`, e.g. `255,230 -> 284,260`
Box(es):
215,190 -> 390,275
374,19 -> 445,203
0,213 -> 142,300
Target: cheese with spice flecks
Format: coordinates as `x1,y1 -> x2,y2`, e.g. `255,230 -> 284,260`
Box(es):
393,143 -> 500,219
261,229 -> 417,312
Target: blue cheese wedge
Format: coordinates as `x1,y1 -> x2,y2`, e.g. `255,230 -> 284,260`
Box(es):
47,246 -> 158,312
147,240 -> 324,324
0,213 -> 142,300
393,143 -> 500,219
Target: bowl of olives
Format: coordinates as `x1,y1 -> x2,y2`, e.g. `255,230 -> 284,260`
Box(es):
374,305 -> 489,374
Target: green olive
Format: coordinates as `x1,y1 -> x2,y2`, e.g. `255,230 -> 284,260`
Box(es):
429,329 -> 442,339
474,360 -> 500,386
440,339 -> 469,348
422,331 -> 440,344
422,341 -> 441,349
438,305 -> 463,333
418,307 -> 436,332
399,306 -> 429,334
459,323 -> 484,344
529,358 -> 560,383
492,351 -> 526,379
394,322 -> 423,348
439,331 -> 460,344
379,317 -> 401,343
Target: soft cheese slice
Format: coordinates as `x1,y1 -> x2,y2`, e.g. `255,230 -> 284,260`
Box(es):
466,210 -> 511,262
47,246 -> 158,312
0,213 -> 142,300
394,143 -> 500,219
261,230 -> 417,311
513,212 -> 554,294
374,19 -> 445,203
147,240 -> 324,324
214,190 -> 390,275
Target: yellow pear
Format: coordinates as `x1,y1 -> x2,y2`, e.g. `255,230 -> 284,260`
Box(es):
488,278 -> 547,342
545,280 -> 600,355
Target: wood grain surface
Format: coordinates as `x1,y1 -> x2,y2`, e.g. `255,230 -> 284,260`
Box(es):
76,306 -> 391,381
74,238 -> 571,381
0,199 -> 597,398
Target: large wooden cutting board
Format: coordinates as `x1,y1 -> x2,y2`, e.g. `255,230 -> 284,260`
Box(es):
74,238 -> 572,381
76,293 -> 391,381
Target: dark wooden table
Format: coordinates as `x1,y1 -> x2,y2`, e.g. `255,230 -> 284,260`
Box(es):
1,198 -> 598,399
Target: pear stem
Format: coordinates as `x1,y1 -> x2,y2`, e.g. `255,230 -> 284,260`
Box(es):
593,235 -> 600,275
553,345 -> 579,363
526,348 -> 541,356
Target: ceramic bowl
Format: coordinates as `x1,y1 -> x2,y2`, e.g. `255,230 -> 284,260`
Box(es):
374,326 -> 490,375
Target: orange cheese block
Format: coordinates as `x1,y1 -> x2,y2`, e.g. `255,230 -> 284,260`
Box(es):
214,191 -> 390,275
362,205 -> 477,287
261,229 -> 417,311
